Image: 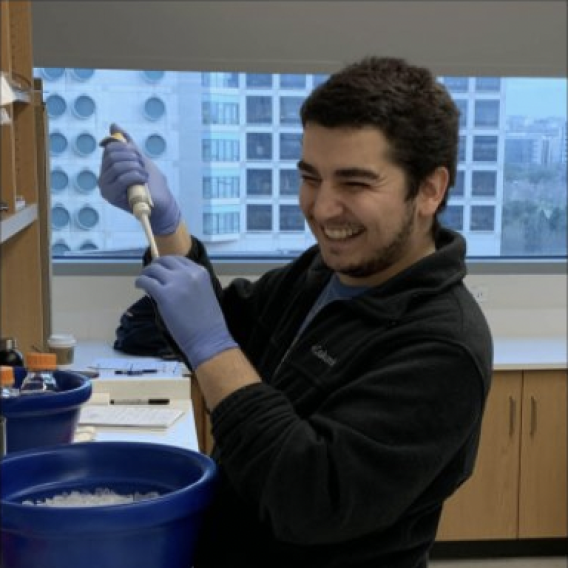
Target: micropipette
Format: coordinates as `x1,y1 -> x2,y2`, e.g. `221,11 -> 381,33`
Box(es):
99,132 -> 160,258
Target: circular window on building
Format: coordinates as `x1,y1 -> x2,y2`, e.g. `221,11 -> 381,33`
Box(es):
41,68 -> 65,81
74,169 -> 98,193
49,132 -> 68,156
72,95 -> 96,119
143,96 -> 166,121
141,70 -> 165,83
144,134 -> 167,158
50,168 -> 69,192
52,239 -> 71,255
51,204 -> 71,230
70,68 -> 95,81
45,94 -> 67,118
75,204 -> 100,230
79,240 -> 99,251
73,132 -> 97,156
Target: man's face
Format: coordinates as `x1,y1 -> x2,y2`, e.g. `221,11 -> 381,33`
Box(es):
299,124 -> 434,287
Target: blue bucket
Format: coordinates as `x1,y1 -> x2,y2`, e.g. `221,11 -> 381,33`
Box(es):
0,370 -> 92,453
1,441 -> 217,568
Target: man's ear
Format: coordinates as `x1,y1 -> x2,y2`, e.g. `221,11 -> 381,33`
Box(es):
418,167 -> 449,216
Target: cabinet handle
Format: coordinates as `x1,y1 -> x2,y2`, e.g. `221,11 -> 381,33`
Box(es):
509,396 -> 516,436
530,396 -> 537,436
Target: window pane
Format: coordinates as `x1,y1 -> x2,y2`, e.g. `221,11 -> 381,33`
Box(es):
455,99 -> 468,129
247,170 -> 272,196
471,171 -> 497,197
279,205 -> 304,231
440,205 -> 464,231
246,74 -> 272,88
247,204 -> 272,231
475,77 -> 501,92
452,170 -> 465,197
246,96 -> 272,124
247,133 -> 272,160
474,100 -> 500,128
442,77 -> 469,92
37,69 -> 566,260
279,133 -> 302,160
280,97 -> 303,124
279,169 -> 300,196
280,74 -> 306,89
473,135 -> 498,162
470,205 -> 495,231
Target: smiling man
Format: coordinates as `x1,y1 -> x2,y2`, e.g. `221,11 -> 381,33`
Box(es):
99,56 -> 493,568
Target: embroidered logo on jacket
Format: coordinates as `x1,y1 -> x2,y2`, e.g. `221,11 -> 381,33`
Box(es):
311,344 -> 337,367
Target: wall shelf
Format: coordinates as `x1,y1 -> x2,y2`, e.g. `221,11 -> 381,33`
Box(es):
0,203 -> 38,244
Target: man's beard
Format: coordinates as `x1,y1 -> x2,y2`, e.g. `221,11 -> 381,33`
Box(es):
337,200 -> 416,279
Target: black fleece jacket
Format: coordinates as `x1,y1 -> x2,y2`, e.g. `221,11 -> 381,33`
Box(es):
181,228 -> 493,568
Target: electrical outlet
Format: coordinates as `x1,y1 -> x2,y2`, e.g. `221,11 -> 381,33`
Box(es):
470,285 -> 488,304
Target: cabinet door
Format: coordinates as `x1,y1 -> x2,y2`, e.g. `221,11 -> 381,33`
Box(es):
519,370 -> 567,538
437,371 -> 523,540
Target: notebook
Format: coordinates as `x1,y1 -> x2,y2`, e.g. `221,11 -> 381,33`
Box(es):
79,405 -> 184,429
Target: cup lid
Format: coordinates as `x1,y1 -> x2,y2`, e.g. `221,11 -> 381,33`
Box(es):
48,334 -> 77,347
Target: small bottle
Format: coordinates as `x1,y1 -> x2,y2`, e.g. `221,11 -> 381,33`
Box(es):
1,365 -> 19,398
20,352 -> 59,394
0,337 -> 25,367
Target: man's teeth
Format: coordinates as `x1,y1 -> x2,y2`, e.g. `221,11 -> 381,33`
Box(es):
323,227 -> 362,240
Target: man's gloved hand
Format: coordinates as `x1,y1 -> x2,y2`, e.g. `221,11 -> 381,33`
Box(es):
135,256 -> 238,370
98,123 -> 181,235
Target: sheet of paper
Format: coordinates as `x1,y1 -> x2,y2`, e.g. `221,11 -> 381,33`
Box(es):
79,405 -> 184,429
89,358 -> 183,375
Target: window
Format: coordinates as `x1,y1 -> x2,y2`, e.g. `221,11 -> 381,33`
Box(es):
246,96 -> 272,124
455,99 -> 468,129
247,133 -> 272,160
279,205 -> 304,231
473,136 -> 499,162
474,100 -> 500,128
471,171 -> 498,197
452,171 -> 465,197
280,97 -> 303,124
247,204 -> 272,231
279,169 -> 300,196
440,205 -> 464,231
470,205 -> 496,231
279,133 -> 302,160
38,68 -> 566,261
280,74 -> 306,89
247,170 -> 272,196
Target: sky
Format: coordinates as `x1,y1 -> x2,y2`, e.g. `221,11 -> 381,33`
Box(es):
505,78 -> 567,119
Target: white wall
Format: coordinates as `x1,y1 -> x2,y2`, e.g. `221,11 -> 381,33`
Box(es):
52,272 -> 567,343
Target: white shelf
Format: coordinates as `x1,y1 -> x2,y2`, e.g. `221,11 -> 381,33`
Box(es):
0,203 -> 38,244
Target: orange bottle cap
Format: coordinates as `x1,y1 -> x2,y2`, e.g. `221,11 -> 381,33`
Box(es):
25,352 -> 57,371
1,365 -> 15,386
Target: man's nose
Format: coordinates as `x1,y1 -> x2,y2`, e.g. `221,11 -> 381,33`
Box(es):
313,183 -> 343,218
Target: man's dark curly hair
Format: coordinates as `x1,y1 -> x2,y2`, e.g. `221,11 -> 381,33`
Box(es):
300,57 -> 459,233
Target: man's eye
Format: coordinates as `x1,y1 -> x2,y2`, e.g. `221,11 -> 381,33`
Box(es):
301,175 -> 320,185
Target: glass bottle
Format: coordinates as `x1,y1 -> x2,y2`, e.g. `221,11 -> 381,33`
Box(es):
1,365 -> 19,398
20,352 -> 59,394
0,337 -> 25,367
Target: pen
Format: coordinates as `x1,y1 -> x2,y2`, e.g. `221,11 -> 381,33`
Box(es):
114,369 -> 158,375
110,399 -> 170,405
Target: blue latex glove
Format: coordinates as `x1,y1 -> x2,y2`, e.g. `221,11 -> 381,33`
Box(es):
135,256 -> 238,369
98,124 -> 181,235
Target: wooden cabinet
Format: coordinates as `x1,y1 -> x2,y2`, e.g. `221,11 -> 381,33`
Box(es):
437,369 -> 567,541
0,0 -> 51,353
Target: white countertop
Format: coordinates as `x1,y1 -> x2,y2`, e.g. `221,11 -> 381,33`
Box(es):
493,337 -> 567,370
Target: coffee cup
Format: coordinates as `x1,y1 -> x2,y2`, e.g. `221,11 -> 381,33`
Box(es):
47,333 -> 77,368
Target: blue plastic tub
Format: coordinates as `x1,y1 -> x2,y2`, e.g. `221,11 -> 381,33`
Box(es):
1,441 -> 218,568
0,370 -> 92,453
